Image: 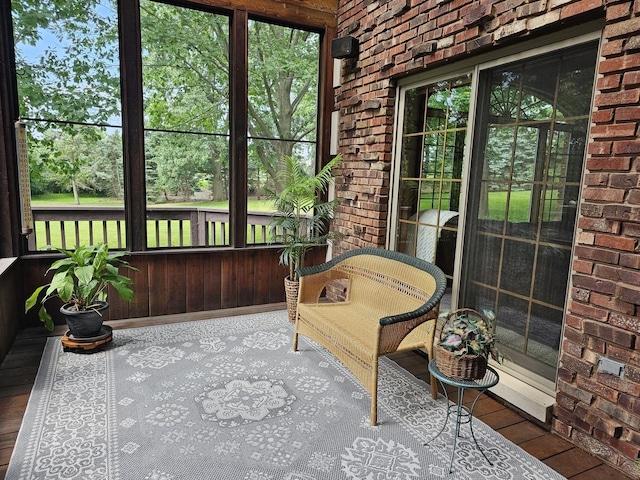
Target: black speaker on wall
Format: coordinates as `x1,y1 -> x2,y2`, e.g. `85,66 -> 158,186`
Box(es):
331,36 -> 359,59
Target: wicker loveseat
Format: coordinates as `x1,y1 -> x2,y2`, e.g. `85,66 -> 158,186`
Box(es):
292,248 -> 447,425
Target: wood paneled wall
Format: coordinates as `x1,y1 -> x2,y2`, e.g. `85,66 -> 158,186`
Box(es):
20,247 -> 326,329
0,259 -> 21,362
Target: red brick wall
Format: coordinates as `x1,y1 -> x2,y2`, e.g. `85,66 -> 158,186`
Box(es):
556,3 -> 640,477
333,0 -> 639,476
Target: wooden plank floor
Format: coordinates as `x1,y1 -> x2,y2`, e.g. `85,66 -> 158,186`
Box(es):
388,351 -> 630,480
0,308 -> 631,480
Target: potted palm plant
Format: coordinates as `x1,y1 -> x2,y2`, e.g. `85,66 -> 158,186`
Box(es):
25,243 -> 137,338
268,154 -> 342,322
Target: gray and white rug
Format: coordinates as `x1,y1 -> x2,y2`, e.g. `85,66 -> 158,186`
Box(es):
7,310 -> 566,480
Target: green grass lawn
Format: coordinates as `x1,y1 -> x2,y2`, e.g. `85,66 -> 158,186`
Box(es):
486,190 -> 532,221
31,194 -> 277,211
418,190 -> 534,222
31,193 -> 126,206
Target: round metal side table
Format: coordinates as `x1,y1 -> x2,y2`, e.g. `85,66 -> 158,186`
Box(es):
424,359 -> 499,474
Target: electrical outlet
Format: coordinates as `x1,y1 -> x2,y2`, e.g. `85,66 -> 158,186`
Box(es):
598,358 -> 625,378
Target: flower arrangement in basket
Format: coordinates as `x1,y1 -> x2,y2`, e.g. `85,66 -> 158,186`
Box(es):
436,308 -> 503,380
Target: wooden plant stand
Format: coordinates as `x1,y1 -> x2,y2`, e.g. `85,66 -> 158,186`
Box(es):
61,325 -> 113,353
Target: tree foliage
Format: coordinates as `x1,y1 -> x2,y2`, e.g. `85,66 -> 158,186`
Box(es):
12,0 -> 120,127
140,0 -> 230,202
248,22 -> 319,192
27,128 -> 123,200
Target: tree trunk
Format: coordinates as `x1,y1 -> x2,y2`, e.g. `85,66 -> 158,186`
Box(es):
72,178 -> 80,205
209,143 -> 226,202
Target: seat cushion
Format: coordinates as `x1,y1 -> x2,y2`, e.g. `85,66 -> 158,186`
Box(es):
297,302 -> 382,359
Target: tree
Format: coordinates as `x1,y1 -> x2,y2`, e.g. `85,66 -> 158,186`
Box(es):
33,128 -> 121,203
139,2 -> 320,201
90,130 -> 124,198
13,0 -> 321,206
140,1 -> 230,202
145,132 -> 211,202
248,22 -> 319,193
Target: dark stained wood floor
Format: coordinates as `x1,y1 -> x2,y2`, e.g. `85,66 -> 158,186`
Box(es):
388,351 -> 630,480
0,306 -> 631,480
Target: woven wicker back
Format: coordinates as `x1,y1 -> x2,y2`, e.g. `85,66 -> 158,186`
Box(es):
337,254 -> 438,316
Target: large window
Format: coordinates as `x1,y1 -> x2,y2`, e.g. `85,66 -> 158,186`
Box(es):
392,39 -> 598,386
11,0 -> 322,251
462,43 -> 598,382
141,2 -> 231,248
12,0 -> 124,250
247,21 -> 320,243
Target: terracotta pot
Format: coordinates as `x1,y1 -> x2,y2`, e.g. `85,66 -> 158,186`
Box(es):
60,301 -> 109,338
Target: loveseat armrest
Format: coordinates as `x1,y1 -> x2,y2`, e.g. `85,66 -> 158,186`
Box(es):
297,264 -> 350,304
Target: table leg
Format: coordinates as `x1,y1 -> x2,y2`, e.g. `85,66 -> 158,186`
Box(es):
446,387 -> 468,473
425,380 -> 494,473
423,379 -> 450,445
467,389 -> 494,466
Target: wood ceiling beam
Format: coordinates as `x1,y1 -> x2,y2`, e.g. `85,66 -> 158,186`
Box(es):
192,0 -> 337,29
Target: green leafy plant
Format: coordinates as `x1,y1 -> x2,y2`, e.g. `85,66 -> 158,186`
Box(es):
25,243 -> 137,331
268,155 -> 342,281
439,309 -> 503,362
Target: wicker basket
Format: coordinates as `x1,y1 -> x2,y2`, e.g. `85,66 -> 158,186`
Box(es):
436,309 -> 489,380
284,276 -> 299,324
436,346 -> 487,380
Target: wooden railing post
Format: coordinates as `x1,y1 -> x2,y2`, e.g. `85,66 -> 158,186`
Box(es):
190,210 -> 201,246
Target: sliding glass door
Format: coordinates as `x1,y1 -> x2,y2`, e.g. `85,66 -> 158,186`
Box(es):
393,75 -> 471,310
460,42 -> 598,381
392,40 -> 598,385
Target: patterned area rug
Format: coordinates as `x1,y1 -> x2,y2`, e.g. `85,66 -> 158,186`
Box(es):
7,310 -> 566,480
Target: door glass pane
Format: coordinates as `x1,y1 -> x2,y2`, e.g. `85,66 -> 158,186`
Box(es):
460,42 -> 598,381
395,75 -> 472,307
141,1 -> 230,248
12,0 -> 123,251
